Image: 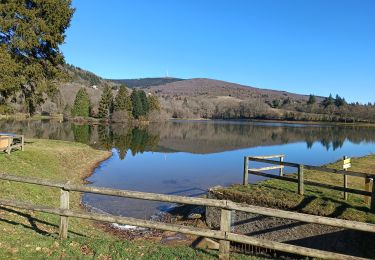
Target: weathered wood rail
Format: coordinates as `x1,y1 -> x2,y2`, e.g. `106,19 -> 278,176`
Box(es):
243,155 -> 375,211
0,172 -> 375,260
0,134 -> 24,154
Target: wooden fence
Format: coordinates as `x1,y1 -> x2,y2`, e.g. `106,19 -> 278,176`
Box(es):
243,155 -> 375,211
1,172 -> 375,260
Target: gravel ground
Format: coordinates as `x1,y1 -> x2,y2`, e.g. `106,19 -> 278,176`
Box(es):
207,190 -> 375,258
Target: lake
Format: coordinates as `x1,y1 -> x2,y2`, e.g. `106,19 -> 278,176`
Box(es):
1,119 -> 375,220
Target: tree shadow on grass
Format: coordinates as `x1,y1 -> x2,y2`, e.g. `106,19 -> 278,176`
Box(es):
0,206 -> 86,237
290,195 -> 317,211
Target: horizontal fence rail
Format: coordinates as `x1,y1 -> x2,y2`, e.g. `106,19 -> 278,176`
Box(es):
247,156 -> 375,178
1,172 -> 375,260
243,155 -> 375,212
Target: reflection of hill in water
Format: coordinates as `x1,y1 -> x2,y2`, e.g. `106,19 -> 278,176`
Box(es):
150,121 -> 375,153
1,120 -> 375,156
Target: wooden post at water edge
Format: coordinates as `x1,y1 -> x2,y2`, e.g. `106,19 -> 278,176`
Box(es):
219,209 -> 231,260
298,165 -> 304,195
279,156 -> 284,176
59,187 -> 70,239
243,156 -> 249,185
343,156 -> 350,201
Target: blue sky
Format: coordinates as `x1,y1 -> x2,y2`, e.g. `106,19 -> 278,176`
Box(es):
61,0 -> 375,103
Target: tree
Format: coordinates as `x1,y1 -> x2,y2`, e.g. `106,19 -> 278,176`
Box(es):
138,90 -> 149,115
148,95 -> 161,111
322,94 -> 334,108
71,88 -> 91,117
98,85 -> 114,119
0,1 -> 74,114
130,90 -> 144,119
114,85 -> 132,112
307,94 -> 316,105
335,94 -> 346,107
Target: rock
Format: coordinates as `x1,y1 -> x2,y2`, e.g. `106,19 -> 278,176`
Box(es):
161,232 -> 189,245
193,237 -> 220,250
187,213 -> 202,219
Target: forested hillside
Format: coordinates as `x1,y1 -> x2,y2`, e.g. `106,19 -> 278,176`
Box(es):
146,78 -> 375,123
1,65 -> 374,123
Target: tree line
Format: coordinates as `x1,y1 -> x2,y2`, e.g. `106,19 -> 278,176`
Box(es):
160,92 -> 375,123
71,85 -> 160,122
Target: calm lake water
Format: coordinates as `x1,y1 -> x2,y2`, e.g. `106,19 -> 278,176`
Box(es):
1,119 -> 375,219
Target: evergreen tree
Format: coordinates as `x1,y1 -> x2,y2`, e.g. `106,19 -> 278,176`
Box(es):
98,85 -> 114,119
322,94 -> 334,108
71,88 -> 91,117
139,90 -> 150,115
335,94 -> 346,107
0,1 -> 74,114
307,94 -> 316,105
130,90 -> 144,119
114,85 -> 132,112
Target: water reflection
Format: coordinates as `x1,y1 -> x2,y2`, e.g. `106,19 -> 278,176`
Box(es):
2,119 -> 375,155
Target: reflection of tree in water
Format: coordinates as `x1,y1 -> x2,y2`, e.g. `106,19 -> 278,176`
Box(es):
95,125 -> 160,160
72,124 -> 91,144
128,128 -> 159,156
1,119 -> 375,154
113,128 -> 132,160
98,124 -> 113,150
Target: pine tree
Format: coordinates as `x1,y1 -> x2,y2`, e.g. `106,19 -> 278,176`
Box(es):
0,1 -> 74,114
138,90 -> 150,115
322,94 -> 334,108
114,85 -> 132,112
335,94 -> 346,107
307,94 -> 316,105
98,85 -> 114,119
130,90 -> 144,119
71,88 -> 91,117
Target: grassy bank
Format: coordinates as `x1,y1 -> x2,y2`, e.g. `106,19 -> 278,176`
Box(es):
215,155 -> 375,223
0,139 -> 242,259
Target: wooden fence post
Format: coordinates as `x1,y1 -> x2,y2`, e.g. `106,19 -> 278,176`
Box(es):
219,208 -> 231,260
59,188 -> 70,239
371,179 -> 375,213
243,157 -> 249,186
365,177 -> 371,206
279,156 -> 284,177
343,156 -> 348,201
298,165 -> 304,195
6,136 -> 12,155
21,135 -> 24,151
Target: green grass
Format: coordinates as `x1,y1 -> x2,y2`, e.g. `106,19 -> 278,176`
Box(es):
0,139 -> 254,259
217,155 -> 375,223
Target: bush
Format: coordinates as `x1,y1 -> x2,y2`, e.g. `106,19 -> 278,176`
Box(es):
0,104 -> 14,114
112,110 -> 130,123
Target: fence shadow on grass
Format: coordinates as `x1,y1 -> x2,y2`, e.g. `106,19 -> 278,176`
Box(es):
0,206 -> 86,237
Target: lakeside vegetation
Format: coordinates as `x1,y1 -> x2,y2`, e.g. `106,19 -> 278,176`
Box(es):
0,139 -> 236,259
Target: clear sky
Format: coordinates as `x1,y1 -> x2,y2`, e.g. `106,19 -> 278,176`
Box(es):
61,0 -> 375,103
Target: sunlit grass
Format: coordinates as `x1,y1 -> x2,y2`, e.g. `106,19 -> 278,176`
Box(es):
221,155 -> 375,223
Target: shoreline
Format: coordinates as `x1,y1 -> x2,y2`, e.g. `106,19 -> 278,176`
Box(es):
2,113 -> 375,128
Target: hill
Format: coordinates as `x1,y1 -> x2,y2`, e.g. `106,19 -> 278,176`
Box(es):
148,78 -> 322,101
37,65 -> 120,116
2,66 -> 374,123
109,77 -> 184,88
